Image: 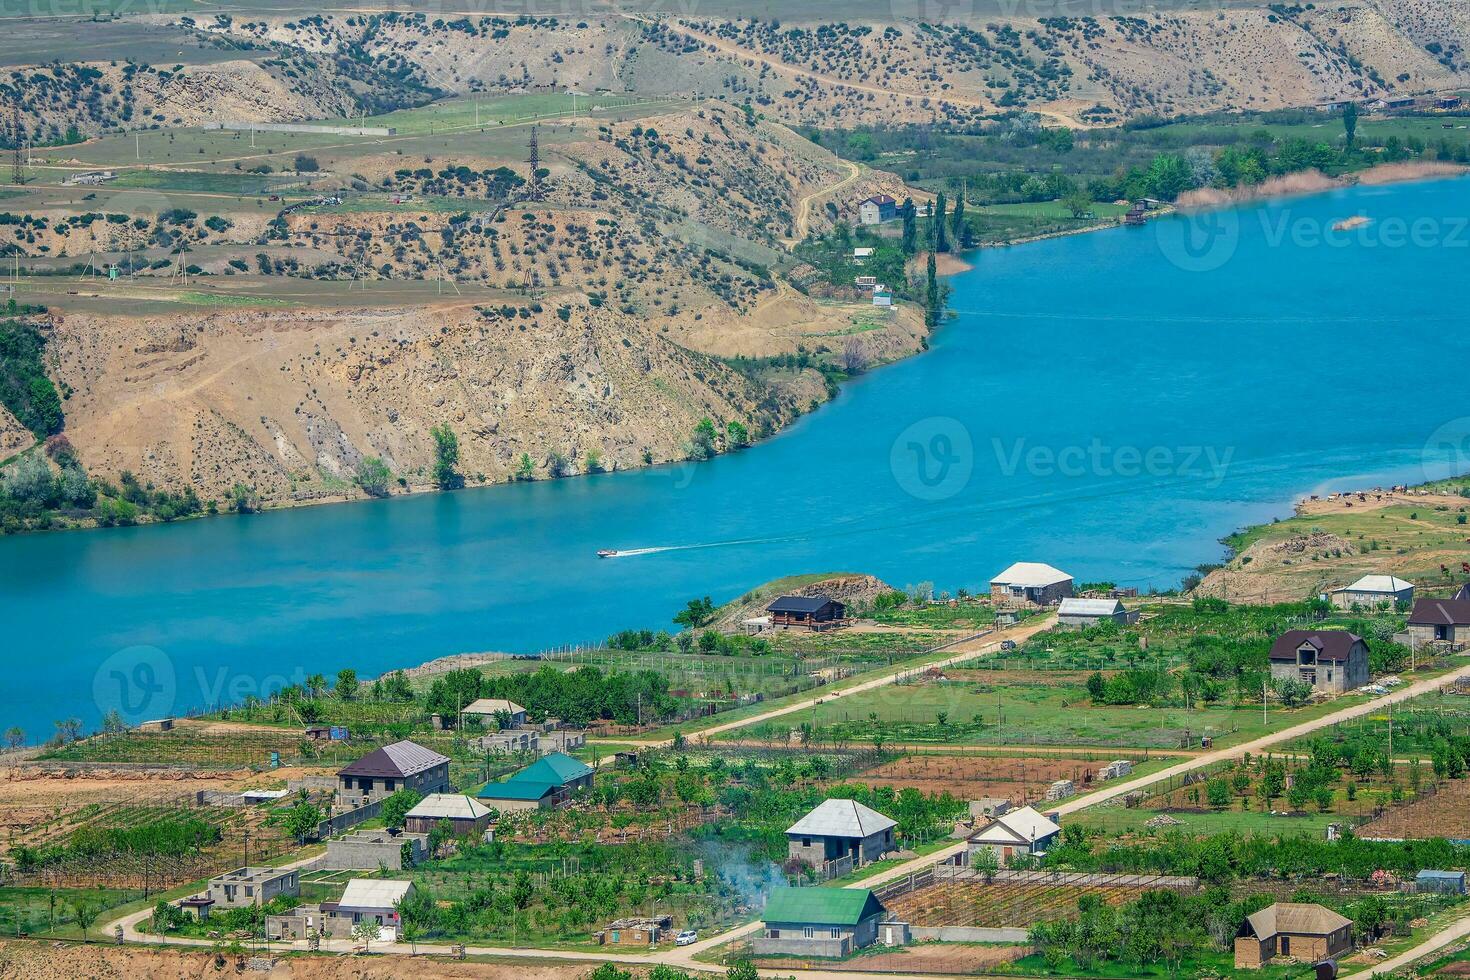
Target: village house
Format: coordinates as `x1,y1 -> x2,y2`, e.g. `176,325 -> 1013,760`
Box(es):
1269,630 -> 1370,694
1327,574 -> 1414,610
477,751 -> 595,811
872,286 -> 893,307
766,594 -> 846,631
989,562 -> 1074,607
858,195 -> 897,225
787,798 -> 897,870
404,793 -> 495,837
206,867 -> 300,909
967,806 -> 1060,866
322,829 -> 429,870
1057,597 -> 1130,628
852,246 -> 874,265
968,798 -> 1012,820
538,728 -> 587,754
755,888 -> 888,957
336,740 -> 451,806
329,878 -> 415,941
462,698 -> 528,728
1407,597 -> 1470,650
1234,903 -> 1352,968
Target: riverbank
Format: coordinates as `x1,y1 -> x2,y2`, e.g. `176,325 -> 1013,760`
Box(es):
1176,160 -> 1467,211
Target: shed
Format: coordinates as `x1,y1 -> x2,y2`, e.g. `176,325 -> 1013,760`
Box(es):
787,798 -> 897,869
462,699 -> 528,728
755,887 -> 887,957
1234,903 -> 1351,969
1416,870 -> 1467,895
404,793 -> 494,836
1057,597 -> 1128,628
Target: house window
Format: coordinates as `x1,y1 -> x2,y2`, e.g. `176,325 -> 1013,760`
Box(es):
830,928 -> 841,938
803,927 -> 814,939
385,779 -> 397,791
801,838 -> 811,847
768,929 -> 780,939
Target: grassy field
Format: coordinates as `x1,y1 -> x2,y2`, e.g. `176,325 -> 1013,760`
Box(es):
801,670 -> 1372,750
0,885 -> 135,936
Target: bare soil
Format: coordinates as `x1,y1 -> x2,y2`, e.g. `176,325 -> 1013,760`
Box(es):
858,753 -> 1111,806
0,941 -> 598,980
1361,779 -> 1470,839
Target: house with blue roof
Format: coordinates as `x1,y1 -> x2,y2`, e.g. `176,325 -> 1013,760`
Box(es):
477,752 -> 594,812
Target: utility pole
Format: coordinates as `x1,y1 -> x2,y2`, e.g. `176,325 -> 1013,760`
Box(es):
10,107 -> 24,186
526,124 -> 542,201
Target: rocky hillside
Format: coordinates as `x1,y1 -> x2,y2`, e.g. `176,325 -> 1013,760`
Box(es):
48,300 -> 833,508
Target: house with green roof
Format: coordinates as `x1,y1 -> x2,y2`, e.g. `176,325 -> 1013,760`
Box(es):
476,751 -> 594,812
754,887 -> 888,958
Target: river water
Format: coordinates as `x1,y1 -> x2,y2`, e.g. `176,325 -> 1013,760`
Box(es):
2,176 -> 1467,740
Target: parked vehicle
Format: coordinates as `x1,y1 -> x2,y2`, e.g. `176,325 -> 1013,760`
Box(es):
675,930 -> 698,946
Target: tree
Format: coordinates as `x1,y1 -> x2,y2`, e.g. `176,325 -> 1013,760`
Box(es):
3,726 -> 23,748
1062,192 -> 1093,219
400,917 -> 422,954
335,668 -> 359,700
899,197 -> 917,254
71,901 -> 97,940
688,418 -> 718,460
924,249 -> 939,329
1343,101 -> 1359,148
514,452 -> 536,481
430,424 -> 462,490
284,801 -> 324,843
355,456 -> 393,497
293,153 -> 319,173
932,192 -> 948,252
673,596 -> 716,629
229,482 -> 259,514
950,192 -> 965,243
351,918 -> 381,953
381,789 -> 425,831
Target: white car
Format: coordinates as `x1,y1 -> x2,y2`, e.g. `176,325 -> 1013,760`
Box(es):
675,930 -> 698,946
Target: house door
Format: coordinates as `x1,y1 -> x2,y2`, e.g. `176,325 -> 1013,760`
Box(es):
1281,937 -> 1291,956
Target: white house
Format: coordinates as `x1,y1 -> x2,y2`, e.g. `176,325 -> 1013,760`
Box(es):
872,286 -> 893,307
1327,574 -> 1414,610
462,699 -> 527,728
967,805 -> 1061,866
990,562 -> 1074,606
858,195 -> 897,226
852,247 -> 875,265
334,879 -> 414,940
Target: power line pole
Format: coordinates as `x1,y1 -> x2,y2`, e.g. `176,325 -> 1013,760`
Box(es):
526,124 -> 542,201
11,107 -> 24,186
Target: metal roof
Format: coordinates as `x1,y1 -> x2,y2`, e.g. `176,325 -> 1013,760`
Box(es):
477,779 -> 559,801
1058,598 -> 1124,616
463,698 -> 526,717
763,887 -> 883,926
406,793 -> 491,821
337,740 -> 449,779
516,752 -> 593,786
1410,598 -> 1470,626
990,562 -> 1072,588
338,878 -> 413,911
1244,903 -> 1351,940
767,594 -> 842,615
969,805 -> 1060,845
1268,630 -> 1363,662
786,798 -> 896,839
1337,575 -> 1413,594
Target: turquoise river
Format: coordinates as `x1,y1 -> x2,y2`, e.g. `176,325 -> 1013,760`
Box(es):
2,176 -> 1468,739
